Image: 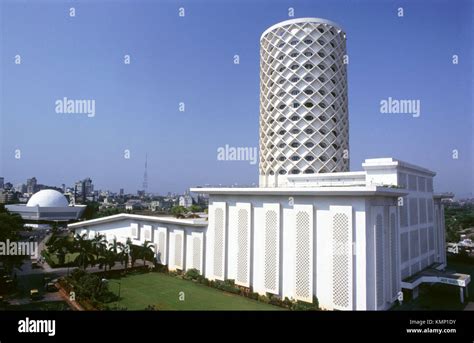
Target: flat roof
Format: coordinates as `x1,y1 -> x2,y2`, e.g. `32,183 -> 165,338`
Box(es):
68,213 -> 208,229
190,185 -> 407,197
362,158 -> 436,176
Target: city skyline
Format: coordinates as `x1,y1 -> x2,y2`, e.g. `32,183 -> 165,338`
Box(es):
1,0 -> 473,197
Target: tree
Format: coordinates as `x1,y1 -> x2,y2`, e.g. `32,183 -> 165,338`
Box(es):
141,241 -> 155,266
0,210 -> 27,273
189,205 -> 202,213
171,206 -> 187,218
48,235 -> 74,266
73,234 -> 96,270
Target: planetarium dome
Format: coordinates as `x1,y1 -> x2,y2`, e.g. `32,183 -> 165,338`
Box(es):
26,189 -> 69,207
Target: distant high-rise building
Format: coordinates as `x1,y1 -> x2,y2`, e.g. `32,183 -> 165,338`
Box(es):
26,177 -> 37,194
119,188 -> 124,196
142,154 -> 148,193
0,177 -> 4,189
75,177 -> 94,203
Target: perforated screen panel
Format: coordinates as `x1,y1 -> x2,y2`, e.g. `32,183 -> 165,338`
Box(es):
410,230 -> 419,259
174,233 -> 183,269
192,236 -> 202,272
294,207 -> 312,302
264,209 -> 279,293
419,198 -> 427,224
409,198 -> 418,225
213,207 -> 225,279
390,212 -> 398,299
332,212 -> 350,309
420,227 -> 428,255
236,208 -> 250,286
400,232 -> 409,263
375,214 -> 384,308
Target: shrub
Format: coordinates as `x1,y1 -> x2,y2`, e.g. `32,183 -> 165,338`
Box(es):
184,268 -> 200,280
291,296 -> 319,311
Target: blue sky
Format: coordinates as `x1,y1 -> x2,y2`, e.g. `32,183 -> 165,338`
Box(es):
1,0 -> 472,197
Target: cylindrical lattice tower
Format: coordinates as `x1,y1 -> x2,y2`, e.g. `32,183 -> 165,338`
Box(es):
259,18 -> 349,187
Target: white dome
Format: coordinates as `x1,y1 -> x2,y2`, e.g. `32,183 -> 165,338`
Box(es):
26,190 -> 69,207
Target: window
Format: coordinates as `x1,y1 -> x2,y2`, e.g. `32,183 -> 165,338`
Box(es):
304,51 -> 313,57
304,39 -> 313,44
319,102 -> 327,109
304,102 -> 314,108
319,115 -> 327,121
320,156 -> 328,162
291,128 -> 300,134
318,63 -> 326,70
291,169 -> 300,174
290,52 -> 298,58
317,51 -> 325,58
305,142 -> 315,148
290,115 -> 299,121
293,102 -> 300,108
304,128 -> 314,134
291,90 -> 299,95
317,39 -> 325,45
304,169 -> 315,174
304,115 -> 314,121
291,64 -> 299,70
304,64 -> 314,70
279,170 -> 287,175
305,155 -> 315,161
304,89 -> 314,95
290,142 -> 299,148
291,155 -> 300,161
291,77 -> 300,83
279,104 -> 286,109
290,40 -> 298,45
317,27 -> 324,33
278,129 -> 286,135
304,76 -> 313,82
318,76 -> 326,83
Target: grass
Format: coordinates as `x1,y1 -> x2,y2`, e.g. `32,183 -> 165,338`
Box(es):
107,272 -> 284,311
394,260 -> 474,311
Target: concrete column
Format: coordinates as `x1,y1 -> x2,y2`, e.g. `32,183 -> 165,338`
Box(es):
460,287 -> 464,303
413,287 -> 419,299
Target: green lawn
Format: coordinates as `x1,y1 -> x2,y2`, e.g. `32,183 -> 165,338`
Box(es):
107,272 -> 284,311
394,260 -> 474,311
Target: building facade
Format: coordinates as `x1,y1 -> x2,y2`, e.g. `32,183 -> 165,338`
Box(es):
259,18 -> 349,188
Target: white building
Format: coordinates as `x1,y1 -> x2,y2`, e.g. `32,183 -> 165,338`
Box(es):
67,18 -> 469,310
259,18 -> 349,187
179,193 -> 193,208
6,189 -> 85,222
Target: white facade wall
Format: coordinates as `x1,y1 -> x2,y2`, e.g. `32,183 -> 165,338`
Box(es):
205,194 -> 397,310
72,217 -> 206,273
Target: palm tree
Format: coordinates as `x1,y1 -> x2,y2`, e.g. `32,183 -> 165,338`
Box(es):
73,233 -> 95,270
141,241 -> 155,267
48,235 -> 74,266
